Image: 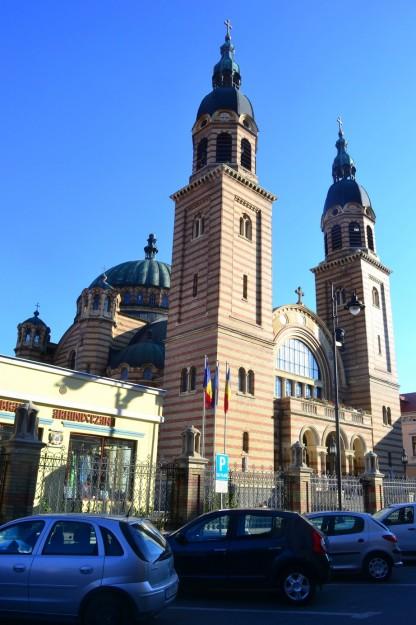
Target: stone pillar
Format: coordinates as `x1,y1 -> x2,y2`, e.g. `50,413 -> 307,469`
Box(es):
172,426 -> 208,526
361,451 -> 384,514
345,452 -> 355,475
316,447 -> 327,474
285,441 -> 314,514
0,402 -> 46,523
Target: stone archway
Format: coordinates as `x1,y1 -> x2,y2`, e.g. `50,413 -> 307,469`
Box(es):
299,426 -> 320,472
323,430 -> 347,475
351,436 -> 366,475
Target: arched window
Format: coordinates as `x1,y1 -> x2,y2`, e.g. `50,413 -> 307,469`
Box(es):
105,296 -> 111,313
387,407 -> 392,425
349,222 -> 362,247
382,406 -> 388,425
123,292 -> 131,305
239,214 -> 252,240
285,379 -> 293,396
180,368 -> 188,393
143,367 -> 153,381
121,367 -> 128,380
277,339 -> 321,380
137,292 -> 144,305
161,294 -> 169,308
367,225 -> 374,251
275,377 -> 282,398
372,287 -> 380,308
216,132 -> 232,163
243,274 -> 248,299
68,351 -> 76,370
331,224 -> 342,250
192,274 -> 198,297
238,367 -> 246,393
242,431 -> 249,453
24,329 -> 31,344
247,370 -> 255,395
149,293 -> 156,306
240,138 -> 251,170
295,382 -> 302,397
324,233 -> 328,256
92,294 -> 100,310
189,366 -> 196,391
196,137 -> 208,170
193,214 -> 205,239
33,332 -> 41,345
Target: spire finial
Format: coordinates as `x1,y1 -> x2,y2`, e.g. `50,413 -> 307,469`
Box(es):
224,18 -> 232,39
34,303 -> 40,318
332,118 -> 356,183
144,233 -> 158,260
337,115 -> 343,136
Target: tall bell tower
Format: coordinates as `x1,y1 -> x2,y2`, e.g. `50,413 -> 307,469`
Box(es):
160,24 -> 277,468
312,121 -> 402,474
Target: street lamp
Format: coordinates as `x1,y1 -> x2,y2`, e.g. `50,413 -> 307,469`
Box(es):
331,284 -> 365,511
401,448 -> 408,480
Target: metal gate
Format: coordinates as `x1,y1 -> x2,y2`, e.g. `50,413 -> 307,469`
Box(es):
383,478 -> 416,506
310,475 -> 364,511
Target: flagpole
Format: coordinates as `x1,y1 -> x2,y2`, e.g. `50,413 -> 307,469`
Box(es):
212,361 -> 218,470
202,355 -> 206,457
224,361 -> 227,454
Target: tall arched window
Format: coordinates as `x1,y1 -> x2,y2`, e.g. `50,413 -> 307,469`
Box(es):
33,332 -> 41,345
240,139 -> 251,170
349,222 -> 362,247
331,224 -> 342,250
216,132 -> 232,163
372,287 -> 380,308
239,214 -> 252,240
193,214 -> 205,238
387,407 -> 392,425
247,370 -> 255,395
24,329 -> 31,344
242,431 -> 249,453
105,296 -> 111,313
382,406 -> 387,425
92,294 -> 100,310
238,367 -> 246,393
68,351 -> 76,370
180,368 -> 188,393
367,225 -> 374,251
189,366 -> 196,391
275,377 -> 282,398
192,274 -> 198,297
196,137 -> 208,170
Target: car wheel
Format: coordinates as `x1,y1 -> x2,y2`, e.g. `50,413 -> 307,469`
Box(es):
364,553 -> 392,582
278,567 -> 316,605
82,592 -> 132,625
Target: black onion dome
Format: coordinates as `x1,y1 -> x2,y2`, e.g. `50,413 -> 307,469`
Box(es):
89,234 -> 171,290
22,309 -> 48,328
324,179 -> 372,214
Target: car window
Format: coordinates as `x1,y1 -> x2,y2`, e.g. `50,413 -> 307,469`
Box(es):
120,519 -> 169,563
42,521 -> 98,556
308,516 -> 331,534
100,526 -> 124,556
330,515 -> 364,536
0,520 -> 45,555
185,514 -> 230,542
236,513 -> 286,538
384,506 -> 414,526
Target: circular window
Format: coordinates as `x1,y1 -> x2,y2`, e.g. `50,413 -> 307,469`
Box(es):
332,208 -> 338,216
243,119 -> 250,129
200,120 -> 207,128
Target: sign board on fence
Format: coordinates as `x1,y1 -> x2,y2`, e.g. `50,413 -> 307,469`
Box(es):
215,453 -> 229,493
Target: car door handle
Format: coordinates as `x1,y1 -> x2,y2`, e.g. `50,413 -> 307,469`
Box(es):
213,548 -> 227,553
268,546 -> 283,551
13,565 -> 26,573
357,539 -> 365,543
79,566 -> 93,574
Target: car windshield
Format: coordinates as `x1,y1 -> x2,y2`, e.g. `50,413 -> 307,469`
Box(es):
373,507 -> 395,519
120,519 -> 169,563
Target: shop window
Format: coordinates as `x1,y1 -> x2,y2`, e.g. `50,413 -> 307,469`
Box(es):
367,225 -> 375,251
238,367 -> 247,393
243,274 -> 248,299
372,287 -> 380,308
349,222 -> 362,247
241,138 -> 251,170
242,431 -> 249,453
196,137 -> 208,170
216,132 -> 232,163
331,224 -> 342,251
247,370 -> 255,395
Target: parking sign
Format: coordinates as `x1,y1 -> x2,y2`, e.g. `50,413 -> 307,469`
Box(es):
215,453 -> 229,493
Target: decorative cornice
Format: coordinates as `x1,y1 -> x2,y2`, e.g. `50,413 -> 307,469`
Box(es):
171,164 -> 277,202
234,195 -> 259,213
311,250 -> 392,275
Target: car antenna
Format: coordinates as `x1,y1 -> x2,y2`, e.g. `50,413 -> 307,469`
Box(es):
125,503 -> 134,518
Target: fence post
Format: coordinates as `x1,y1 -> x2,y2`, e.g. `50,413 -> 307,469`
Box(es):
285,442 -> 313,514
361,451 -> 384,514
0,403 -> 46,523
172,426 -> 208,526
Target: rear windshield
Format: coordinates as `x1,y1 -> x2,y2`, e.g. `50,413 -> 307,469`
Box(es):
120,519 -> 170,563
373,507 -> 394,519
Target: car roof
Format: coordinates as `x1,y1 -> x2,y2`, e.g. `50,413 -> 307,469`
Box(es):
306,511 -> 371,517
1,513 -> 149,524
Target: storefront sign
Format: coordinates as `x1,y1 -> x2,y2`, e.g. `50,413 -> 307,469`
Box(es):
52,408 -> 115,428
0,398 -> 23,413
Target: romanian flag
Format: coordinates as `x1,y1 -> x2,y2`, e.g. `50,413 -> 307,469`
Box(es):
224,364 -> 231,414
211,363 -> 219,409
203,358 -> 212,408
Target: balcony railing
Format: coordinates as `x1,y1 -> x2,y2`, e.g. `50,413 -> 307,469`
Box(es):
276,396 -> 371,428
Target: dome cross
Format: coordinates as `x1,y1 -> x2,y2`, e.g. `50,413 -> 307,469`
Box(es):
224,18 -> 232,39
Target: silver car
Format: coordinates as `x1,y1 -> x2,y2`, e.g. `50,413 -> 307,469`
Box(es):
374,503 -> 416,560
306,511 -> 402,581
0,513 -> 178,624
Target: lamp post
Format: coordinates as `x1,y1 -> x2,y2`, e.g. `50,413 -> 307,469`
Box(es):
401,448 -> 408,480
331,284 -> 365,511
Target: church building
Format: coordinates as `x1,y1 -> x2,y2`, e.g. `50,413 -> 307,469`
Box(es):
7,25 -> 403,476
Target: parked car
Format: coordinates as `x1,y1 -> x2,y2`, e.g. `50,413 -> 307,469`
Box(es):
374,503 -> 416,560
306,511 -> 402,581
166,508 -> 330,605
0,513 -> 178,624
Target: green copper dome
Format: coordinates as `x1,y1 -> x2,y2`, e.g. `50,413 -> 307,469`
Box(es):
89,234 -> 171,290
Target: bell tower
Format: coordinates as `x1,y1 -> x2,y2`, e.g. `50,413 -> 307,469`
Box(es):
312,121 -> 402,474
160,24 -> 277,467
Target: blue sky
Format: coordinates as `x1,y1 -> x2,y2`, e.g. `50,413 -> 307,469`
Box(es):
1,0 -> 415,392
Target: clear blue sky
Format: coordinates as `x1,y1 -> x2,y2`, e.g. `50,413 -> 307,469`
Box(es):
1,0 -> 415,392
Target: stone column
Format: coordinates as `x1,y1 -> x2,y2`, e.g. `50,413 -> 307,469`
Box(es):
285,441 -> 314,514
0,402 -> 46,523
361,451 -> 384,514
171,426 -> 208,526
315,447 -> 328,475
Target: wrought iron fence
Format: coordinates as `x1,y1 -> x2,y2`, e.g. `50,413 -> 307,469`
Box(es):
310,474 -> 364,511
383,478 -> 416,506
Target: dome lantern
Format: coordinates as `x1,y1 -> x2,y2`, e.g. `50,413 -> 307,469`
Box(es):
332,117 -> 356,183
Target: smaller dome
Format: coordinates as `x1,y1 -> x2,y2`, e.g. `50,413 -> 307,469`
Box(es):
21,309 -> 48,328
110,342 -> 165,369
197,88 -> 254,120
324,179 -> 372,214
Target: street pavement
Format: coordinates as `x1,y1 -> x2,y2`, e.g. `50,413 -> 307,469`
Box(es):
159,563 -> 416,625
